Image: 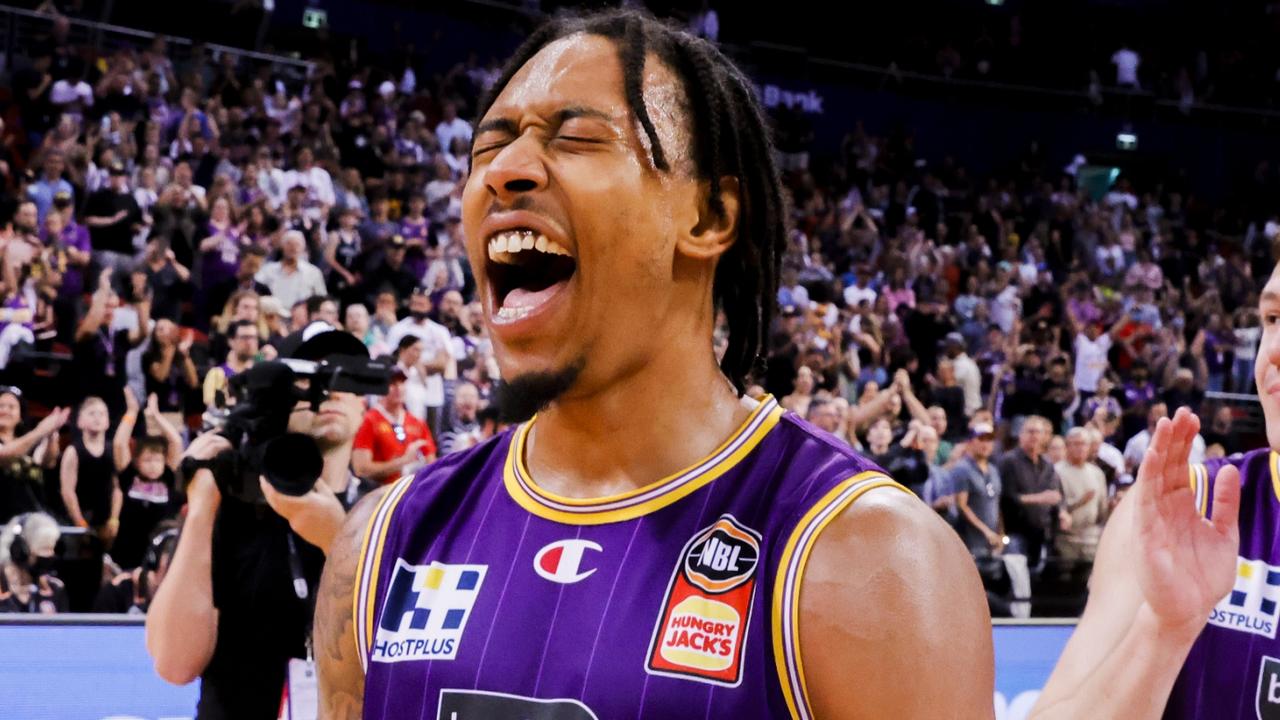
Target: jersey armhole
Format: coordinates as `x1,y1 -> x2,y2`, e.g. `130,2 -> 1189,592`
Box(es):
352,473 -> 416,674
770,471 -> 908,720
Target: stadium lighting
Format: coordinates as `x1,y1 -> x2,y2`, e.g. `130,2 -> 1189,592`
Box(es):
1116,132 -> 1138,150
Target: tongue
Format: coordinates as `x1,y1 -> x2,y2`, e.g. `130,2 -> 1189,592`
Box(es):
502,280 -> 569,310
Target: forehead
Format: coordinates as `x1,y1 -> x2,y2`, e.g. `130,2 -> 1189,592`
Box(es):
490,34 -> 630,116
1262,266 -> 1280,305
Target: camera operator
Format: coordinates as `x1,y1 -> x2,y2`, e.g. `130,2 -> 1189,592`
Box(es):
145,322 -> 376,719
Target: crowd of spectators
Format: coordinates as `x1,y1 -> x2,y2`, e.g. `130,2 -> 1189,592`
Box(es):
0,6 -> 1272,618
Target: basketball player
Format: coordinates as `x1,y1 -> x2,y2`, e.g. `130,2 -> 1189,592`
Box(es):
316,10 -> 993,719
1027,274 -> 1280,718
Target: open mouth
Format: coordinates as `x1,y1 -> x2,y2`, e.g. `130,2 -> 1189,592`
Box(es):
486,228 -> 577,323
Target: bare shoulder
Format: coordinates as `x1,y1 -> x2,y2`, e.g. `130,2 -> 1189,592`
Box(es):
796,487 -> 994,720
316,484 -> 391,720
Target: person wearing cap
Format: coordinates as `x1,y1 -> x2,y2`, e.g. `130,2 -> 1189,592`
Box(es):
949,422 -> 1004,558
84,159 -> 142,273
352,365 -> 436,484
148,321 -> 376,718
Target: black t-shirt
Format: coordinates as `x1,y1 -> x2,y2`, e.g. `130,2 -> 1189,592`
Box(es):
0,572 -> 68,613
72,326 -> 129,417
0,451 -> 48,524
146,261 -> 186,322
93,569 -> 147,614
869,444 -> 931,496
71,437 -> 115,526
12,66 -> 52,135
199,498 -> 326,720
85,188 -> 142,254
114,466 -> 177,570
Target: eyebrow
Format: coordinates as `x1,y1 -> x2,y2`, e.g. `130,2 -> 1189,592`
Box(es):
475,105 -> 616,137
1262,289 -> 1280,305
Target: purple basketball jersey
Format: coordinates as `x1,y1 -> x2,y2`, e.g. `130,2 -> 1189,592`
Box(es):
352,396 -> 907,720
1166,448 -> 1280,719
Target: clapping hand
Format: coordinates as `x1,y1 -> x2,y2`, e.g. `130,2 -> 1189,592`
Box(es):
1133,407 -> 1240,636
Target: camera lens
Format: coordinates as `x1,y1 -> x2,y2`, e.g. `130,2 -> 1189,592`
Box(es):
261,433 -> 324,496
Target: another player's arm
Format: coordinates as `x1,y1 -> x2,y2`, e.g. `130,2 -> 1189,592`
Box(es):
316,485 -> 387,720
1029,409 -> 1240,720
799,488 -> 995,720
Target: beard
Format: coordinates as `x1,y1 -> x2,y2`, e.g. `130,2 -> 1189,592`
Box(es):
494,358 -> 584,424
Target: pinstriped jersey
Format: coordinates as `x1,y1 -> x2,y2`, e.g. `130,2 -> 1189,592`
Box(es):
1167,448 -> 1280,719
351,395 -> 909,719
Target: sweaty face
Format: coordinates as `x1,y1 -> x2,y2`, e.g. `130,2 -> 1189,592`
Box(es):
464,34 -> 706,412
1257,268 -> 1280,449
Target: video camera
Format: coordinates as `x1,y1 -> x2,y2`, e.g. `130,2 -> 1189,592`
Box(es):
182,354 -> 391,505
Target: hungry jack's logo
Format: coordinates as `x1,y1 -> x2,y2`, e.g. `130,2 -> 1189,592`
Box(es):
645,515 -> 761,687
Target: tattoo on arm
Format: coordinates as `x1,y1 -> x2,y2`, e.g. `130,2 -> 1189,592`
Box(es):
316,490 -> 384,719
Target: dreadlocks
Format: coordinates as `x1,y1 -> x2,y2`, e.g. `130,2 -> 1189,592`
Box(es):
474,8 -> 788,395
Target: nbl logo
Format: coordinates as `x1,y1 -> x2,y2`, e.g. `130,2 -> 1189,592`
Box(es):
684,519 -> 760,593
1208,557 -> 1280,639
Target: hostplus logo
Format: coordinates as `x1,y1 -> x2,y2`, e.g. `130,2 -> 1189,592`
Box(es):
372,559 -> 487,663
1209,557 -> 1280,639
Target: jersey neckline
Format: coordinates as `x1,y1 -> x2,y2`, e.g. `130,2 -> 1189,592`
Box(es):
503,394 -> 784,525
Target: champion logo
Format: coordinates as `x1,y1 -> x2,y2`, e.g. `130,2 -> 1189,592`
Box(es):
534,539 -> 602,584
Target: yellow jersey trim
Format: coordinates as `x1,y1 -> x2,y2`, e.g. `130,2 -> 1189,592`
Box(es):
771,472 -> 908,720
502,396 -> 784,525
353,474 -> 415,670
1270,451 -> 1280,505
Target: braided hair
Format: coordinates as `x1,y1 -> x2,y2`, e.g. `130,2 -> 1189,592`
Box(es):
474,9 -> 788,394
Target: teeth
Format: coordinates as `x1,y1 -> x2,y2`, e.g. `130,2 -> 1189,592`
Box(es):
486,230 -> 572,263
495,305 -> 532,321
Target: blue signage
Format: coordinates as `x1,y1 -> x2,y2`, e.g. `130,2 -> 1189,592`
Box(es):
0,617 -> 1076,719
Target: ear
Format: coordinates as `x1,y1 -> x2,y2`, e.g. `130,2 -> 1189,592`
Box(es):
675,176 -> 741,261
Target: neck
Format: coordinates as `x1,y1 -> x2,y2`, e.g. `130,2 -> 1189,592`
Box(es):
526,339 -> 749,500
1023,447 -> 1040,462
83,431 -> 105,446
320,443 -> 353,492
381,402 -> 403,420
227,354 -> 252,371
283,257 -> 298,268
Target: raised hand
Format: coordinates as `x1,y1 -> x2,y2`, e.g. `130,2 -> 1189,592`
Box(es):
1133,407 -> 1240,634
123,386 -> 139,415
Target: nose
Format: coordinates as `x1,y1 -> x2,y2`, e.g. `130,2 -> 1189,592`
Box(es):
483,136 -> 547,204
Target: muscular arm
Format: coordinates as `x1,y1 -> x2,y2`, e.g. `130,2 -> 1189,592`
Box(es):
800,488 -> 994,719
145,469 -> 220,685
316,485 -> 388,720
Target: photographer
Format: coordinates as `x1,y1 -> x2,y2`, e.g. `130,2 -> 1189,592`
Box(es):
145,323 -> 376,719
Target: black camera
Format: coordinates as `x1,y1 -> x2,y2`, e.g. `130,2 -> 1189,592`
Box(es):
181,354 -> 391,505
